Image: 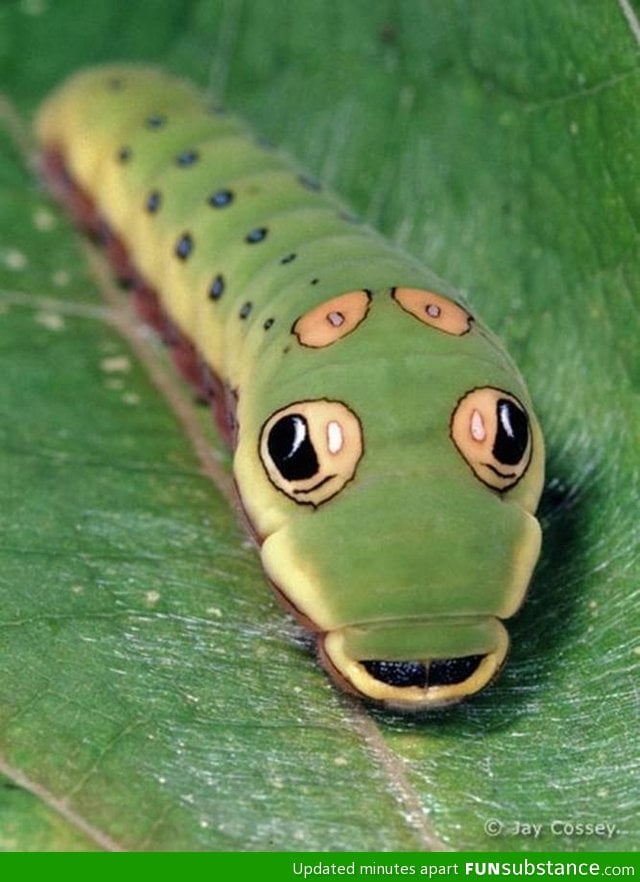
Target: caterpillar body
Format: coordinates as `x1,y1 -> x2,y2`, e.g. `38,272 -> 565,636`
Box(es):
35,65 -> 544,711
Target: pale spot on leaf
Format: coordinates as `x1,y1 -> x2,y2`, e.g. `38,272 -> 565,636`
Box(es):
35,311 -> 65,331
33,206 -> 56,230
52,269 -> 70,287
19,0 -> 48,14
100,355 -> 131,373
3,249 -> 27,270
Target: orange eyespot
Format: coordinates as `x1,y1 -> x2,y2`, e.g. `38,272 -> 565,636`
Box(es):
292,290 -> 372,348
259,400 -> 364,507
392,288 -> 472,335
450,388 -> 532,492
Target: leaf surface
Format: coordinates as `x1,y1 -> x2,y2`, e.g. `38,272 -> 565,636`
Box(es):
0,0 -> 637,852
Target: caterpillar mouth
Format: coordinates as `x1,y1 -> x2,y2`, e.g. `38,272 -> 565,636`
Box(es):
362,655 -> 485,689
320,625 -> 509,710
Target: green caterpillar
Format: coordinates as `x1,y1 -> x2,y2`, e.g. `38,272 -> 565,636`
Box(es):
36,65 -> 545,711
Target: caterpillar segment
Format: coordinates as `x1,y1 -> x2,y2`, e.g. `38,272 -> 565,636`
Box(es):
36,65 -> 545,711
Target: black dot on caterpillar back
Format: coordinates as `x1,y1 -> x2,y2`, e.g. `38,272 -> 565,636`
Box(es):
209,189 -> 234,208
146,190 -> 161,213
245,227 -> 268,244
209,274 -> 225,300
146,114 -> 166,129
176,149 -> 199,167
175,232 -> 194,260
117,146 -> 131,163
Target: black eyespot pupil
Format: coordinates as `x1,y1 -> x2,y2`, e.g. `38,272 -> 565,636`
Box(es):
493,399 -> 529,465
267,415 -> 319,481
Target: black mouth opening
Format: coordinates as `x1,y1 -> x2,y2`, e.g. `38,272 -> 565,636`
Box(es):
362,655 -> 485,689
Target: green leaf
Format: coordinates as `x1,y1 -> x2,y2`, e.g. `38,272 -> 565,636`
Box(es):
0,773 -> 99,851
0,0 -> 638,852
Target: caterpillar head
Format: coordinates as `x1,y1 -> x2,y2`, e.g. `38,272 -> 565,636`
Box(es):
236,286 -> 544,710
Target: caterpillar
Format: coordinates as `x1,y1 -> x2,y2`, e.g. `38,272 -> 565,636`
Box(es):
35,65 -> 544,711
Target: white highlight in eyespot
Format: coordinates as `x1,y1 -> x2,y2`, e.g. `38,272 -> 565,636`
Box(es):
327,311 -> 345,327
288,416 -> 307,459
471,409 -> 486,442
426,303 -> 441,318
498,402 -> 515,438
327,420 -> 343,454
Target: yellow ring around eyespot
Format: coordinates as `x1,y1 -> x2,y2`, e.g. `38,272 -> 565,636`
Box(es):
258,399 -> 364,507
450,387 -> 532,492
